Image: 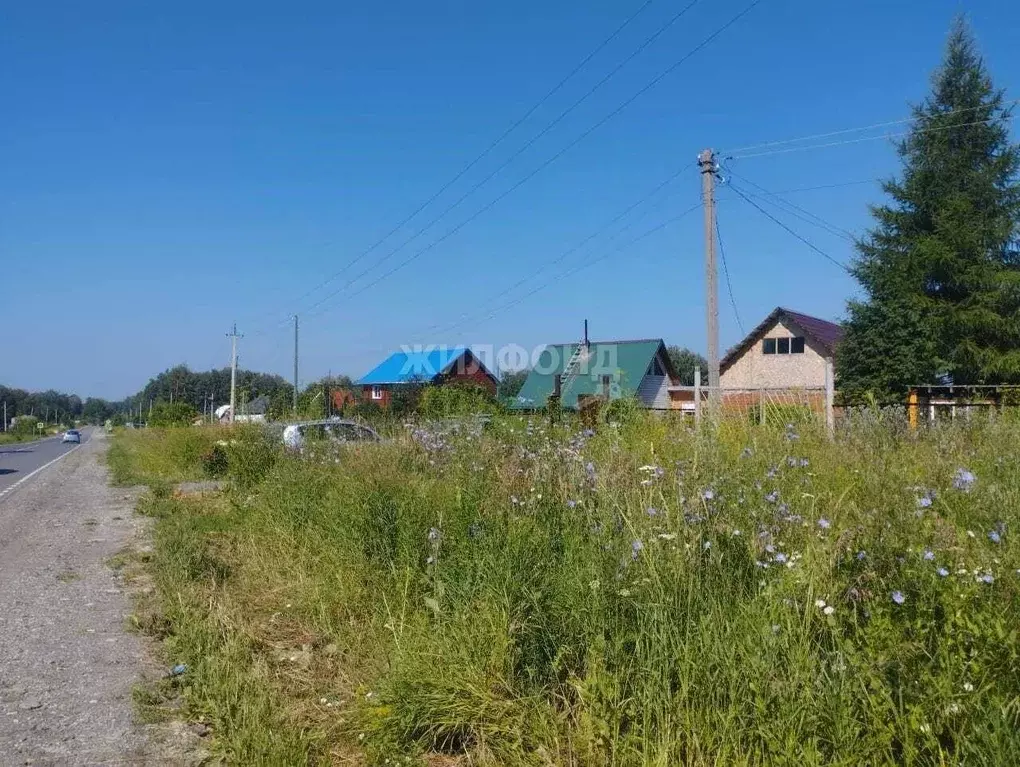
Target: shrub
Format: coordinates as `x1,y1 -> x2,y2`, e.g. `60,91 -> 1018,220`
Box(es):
418,384 -> 497,418
200,444 -> 229,477
149,401 -> 199,427
225,426 -> 278,489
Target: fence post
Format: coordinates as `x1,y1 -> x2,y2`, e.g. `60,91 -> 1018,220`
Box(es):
824,357 -> 835,439
694,368 -> 701,428
758,387 -> 765,427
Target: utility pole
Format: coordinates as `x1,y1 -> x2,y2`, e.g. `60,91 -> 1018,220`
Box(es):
293,315 -> 299,414
699,149 -> 720,410
227,323 -> 242,425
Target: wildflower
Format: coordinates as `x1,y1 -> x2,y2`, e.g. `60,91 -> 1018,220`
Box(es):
766,466 -> 778,479
923,550 -> 935,561
646,507 -> 658,518
787,456 -> 798,467
702,489 -> 715,501
917,495 -> 933,509
740,447 -> 753,458
657,533 -> 676,541
946,702 -> 962,715
952,468 -> 976,492
631,539 -> 644,559
857,550 -> 867,561
732,529 -> 741,536
425,556 -> 435,565
891,591 -> 905,605
823,605 -> 835,616
979,573 -> 994,584
427,527 -> 442,542
815,599 -> 827,609
799,458 -> 810,468
774,553 -> 788,564
817,518 -> 831,530
510,495 -> 519,505
702,540 -> 712,550
937,567 -> 949,577
566,499 -> 577,509
988,530 -> 1001,544
771,624 -> 781,634
582,428 -> 595,438
468,522 -> 483,540
765,490 -> 779,503
963,682 -> 974,692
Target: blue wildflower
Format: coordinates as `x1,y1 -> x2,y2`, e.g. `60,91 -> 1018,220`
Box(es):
631,539 -> 644,559
646,507 -> 658,518
740,447 -> 753,459
774,552 -> 788,564
857,550 -> 867,561
566,499 -> 577,509
953,468 -> 976,492
765,491 -> 779,503
427,527 -> 442,542
979,573 -> 994,584
787,456 -> 798,467
799,458 -> 810,468
937,567 -> 949,577
917,495 -> 933,509
989,530 -> 1002,544
817,518 -> 831,530
923,549 -> 935,561
891,591 -> 905,605
702,489 -> 715,501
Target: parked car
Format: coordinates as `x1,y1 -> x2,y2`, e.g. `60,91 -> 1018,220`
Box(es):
282,419 -> 381,452
62,429 -> 81,444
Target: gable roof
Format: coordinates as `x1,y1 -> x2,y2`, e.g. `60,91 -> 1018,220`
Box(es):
720,307 -> 844,373
357,346 -> 497,386
511,339 -> 675,410
242,395 -> 270,415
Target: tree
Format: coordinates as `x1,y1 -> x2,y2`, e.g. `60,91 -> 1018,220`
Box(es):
838,19 -> 1020,400
498,369 -> 529,400
148,401 -> 198,427
667,346 -> 708,386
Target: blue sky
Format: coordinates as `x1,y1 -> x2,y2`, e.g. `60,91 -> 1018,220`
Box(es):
2,0 -> 1018,398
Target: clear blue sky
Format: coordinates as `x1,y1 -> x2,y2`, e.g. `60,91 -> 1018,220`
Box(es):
2,0 -> 1018,398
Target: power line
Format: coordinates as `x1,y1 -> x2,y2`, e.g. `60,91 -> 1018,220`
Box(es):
728,184 -> 851,273
727,117 -> 1002,160
719,98 -> 1020,156
257,0 -> 695,329
715,208 -> 743,333
420,162 -> 695,338
302,0 -> 766,322
724,171 -> 855,241
443,202 -> 704,339
767,178 -> 880,195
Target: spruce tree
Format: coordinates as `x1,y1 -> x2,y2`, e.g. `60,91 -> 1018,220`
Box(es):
838,18 -> 1020,400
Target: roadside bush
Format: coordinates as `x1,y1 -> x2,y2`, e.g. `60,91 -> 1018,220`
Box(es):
225,426 -> 278,489
200,444 -> 229,478
418,383 -> 497,418
149,401 -> 199,428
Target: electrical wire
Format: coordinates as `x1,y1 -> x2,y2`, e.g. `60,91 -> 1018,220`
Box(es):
301,0 -> 766,322
727,117 -> 1002,160
719,98 -> 1020,156
724,171 -> 855,241
767,178 -> 879,195
715,207 -> 744,333
252,0 -> 688,330
728,184 -> 851,273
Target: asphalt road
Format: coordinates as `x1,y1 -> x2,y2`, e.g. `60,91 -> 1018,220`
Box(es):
0,431 -> 91,500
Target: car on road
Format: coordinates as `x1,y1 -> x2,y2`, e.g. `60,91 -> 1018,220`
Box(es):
62,429 -> 81,444
281,419 -> 381,452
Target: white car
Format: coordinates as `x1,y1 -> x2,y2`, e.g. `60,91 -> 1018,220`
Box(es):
282,419 -> 381,452
62,429 -> 81,444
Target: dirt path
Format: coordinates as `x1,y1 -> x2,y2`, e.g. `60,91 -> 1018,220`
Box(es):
0,431 -> 173,765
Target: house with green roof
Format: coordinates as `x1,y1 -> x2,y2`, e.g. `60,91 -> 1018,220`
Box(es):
511,338 -> 679,411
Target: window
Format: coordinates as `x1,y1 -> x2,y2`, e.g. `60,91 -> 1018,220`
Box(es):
371,386 -> 383,400
649,355 -> 665,377
763,336 -> 806,355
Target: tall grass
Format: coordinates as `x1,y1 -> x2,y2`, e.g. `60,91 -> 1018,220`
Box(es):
120,414 -> 1020,765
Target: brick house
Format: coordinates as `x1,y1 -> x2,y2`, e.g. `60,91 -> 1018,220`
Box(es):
356,346 -> 498,407
719,307 -> 843,399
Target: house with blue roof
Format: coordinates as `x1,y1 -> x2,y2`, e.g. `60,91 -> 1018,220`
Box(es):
356,346 -> 498,407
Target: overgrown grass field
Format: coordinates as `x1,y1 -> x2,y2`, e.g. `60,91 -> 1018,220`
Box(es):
116,413 -> 1020,765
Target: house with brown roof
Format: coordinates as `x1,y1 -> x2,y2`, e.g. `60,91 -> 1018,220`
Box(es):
720,307 -> 844,391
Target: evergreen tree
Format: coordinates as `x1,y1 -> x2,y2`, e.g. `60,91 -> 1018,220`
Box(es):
838,19 -> 1020,399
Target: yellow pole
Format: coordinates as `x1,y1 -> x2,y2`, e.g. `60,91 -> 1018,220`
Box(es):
908,389 -> 918,430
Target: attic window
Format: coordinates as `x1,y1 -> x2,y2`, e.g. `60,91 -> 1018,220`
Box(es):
763,336 -> 806,355
648,356 -> 665,377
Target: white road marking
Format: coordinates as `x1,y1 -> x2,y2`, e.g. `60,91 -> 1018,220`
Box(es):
0,442 -> 83,502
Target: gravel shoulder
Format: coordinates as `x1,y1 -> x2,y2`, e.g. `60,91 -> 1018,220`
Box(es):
0,431 -> 184,765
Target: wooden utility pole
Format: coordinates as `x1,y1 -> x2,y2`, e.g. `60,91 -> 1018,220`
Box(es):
699,149 -> 720,410
293,315 -> 299,414
227,323 -> 242,425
